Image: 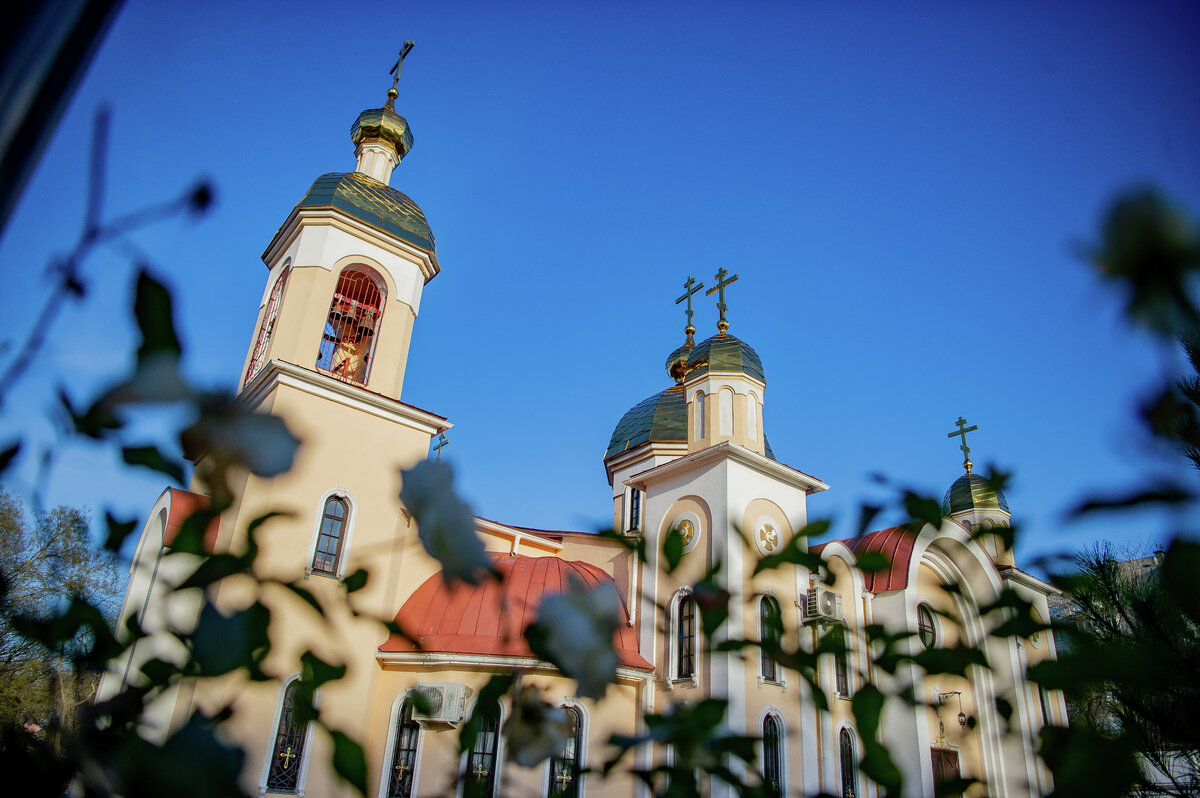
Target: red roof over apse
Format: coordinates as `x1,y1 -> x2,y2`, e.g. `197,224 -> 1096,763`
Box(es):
380,555 -> 652,670
812,525 -> 921,593
161,488 -> 220,553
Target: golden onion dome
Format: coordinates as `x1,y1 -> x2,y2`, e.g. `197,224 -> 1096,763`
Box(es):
942,472 -> 1010,515
665,338 -> 695,384
684,333 -> 765,382
350,87 -> 413,161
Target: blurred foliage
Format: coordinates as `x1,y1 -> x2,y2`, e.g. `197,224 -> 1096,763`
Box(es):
1,101 -> 1198,798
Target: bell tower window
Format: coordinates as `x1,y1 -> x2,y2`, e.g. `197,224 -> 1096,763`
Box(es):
316,265 -> 386,384
311,496 -> 348,575
244,264 -> 290,387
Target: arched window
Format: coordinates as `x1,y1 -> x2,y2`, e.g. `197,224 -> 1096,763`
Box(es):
386,698 -> 421,798
762,714 -> 783,798
839,728 -> 859,798
718,388 -> 733,435
675,592 -> 697,680
747,393 -> 759,442
628,489 -> 641,532
832,626 -> 850,697
547,705 -> 583,797
311,495 -> 348,575
695,391 -> 705,440
464,702 -> 501,798
316,265 -> 386,385
759,595 -> 782,682
244,264 -> 290,387
266,680 -> 309,793
918,603 -> 939,649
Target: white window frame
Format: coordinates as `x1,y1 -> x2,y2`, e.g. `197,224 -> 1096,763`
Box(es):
916,601 -> 941,650
758,707 -> 788,797
378,690 -> 426,798
667,588 -> 700,687
457,697 -> 505,798
258,674 -> 319,797
305,488 -> 358,580
541,699 -> 588,797
837,723 -> 862,798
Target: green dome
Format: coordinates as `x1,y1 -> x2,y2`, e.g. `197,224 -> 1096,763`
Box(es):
296,172 -> 435,254
351,105 -> 413,160
605,385 -> 687,459
684,333 -> 764,382
943,472 -> 1009,515
665,339 -> 695,384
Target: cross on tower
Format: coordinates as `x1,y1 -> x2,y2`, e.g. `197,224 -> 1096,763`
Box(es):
675,275 -> 705,336
704,267 -> 739,332
431,432 -> 449,461
390,41 -> 416,92
946,416 -> 979,473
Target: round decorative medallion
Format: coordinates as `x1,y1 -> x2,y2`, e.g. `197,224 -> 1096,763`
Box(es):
754,516 -> 783,556
671,511 -> 702,555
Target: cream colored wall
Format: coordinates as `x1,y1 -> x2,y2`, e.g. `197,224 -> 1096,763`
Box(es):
652,495 -> 713,708
915,563 -> 987,797
685,376 -> 766,456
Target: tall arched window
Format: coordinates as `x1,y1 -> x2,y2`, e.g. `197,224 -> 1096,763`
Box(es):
695,391 -> 705,440
311,496 -> 348,575
386,698 -> 421,798
464,702 -> 500,798
316,265 -> 386,385
762,714 -> 783,798
547,705 -> 583,797
718,388 -> 733,435
675,592 -> 697,680
747,393 -> 759,442
839,728 -> 859,798
759,596 -> 782,682
266,680 -> 308,793
244,264 -> 290,387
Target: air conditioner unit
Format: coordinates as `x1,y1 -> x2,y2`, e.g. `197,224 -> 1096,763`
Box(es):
803,587 -> 842,624
410,682 -> 471,725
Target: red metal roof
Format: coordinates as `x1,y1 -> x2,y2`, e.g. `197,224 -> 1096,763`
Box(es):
161,488 -> 220,553
380,554 -> 651,670
812,524 -> 921,593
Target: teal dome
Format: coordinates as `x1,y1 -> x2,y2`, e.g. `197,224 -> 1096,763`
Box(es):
605,385 -> 687,459
943,472 -> 1009,515
684,333 -> 764,382
665,340 -> 695,384
296,172 -> 435,254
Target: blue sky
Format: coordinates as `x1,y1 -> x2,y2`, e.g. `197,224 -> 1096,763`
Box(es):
2,0 -> 1198,570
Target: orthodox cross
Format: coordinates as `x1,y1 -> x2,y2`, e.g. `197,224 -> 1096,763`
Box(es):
675,275 -> 705,336
390,41 -> 416,92
431,432 -> 449,462
704,267 -> 739,332
279,745 -> 296,769
946,416 -> 979,473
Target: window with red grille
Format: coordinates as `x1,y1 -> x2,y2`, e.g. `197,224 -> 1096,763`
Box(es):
316,266 -> 386,384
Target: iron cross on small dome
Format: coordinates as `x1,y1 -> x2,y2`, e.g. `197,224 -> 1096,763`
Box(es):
705,267 -> 739,332
390,41 -> 416,91
946,416 -> 979,473
675,275 -> 706,336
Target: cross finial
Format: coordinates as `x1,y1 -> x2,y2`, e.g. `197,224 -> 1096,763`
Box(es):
387,41 -> 416,108
704,267 -> 739,332
431,432 -> 449,462
946,416 -> 979,473
675,275 -> 706,338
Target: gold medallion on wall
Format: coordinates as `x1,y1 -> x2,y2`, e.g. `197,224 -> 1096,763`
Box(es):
671,511 -> 702,556
754,515 -> 782,556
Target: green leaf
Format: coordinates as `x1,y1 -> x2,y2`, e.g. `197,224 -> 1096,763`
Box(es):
59,387 -> 120,439
754,519 -> 830,575
134,269 -> 182,364
855,550 -> 891,574
179,553 -> 247,589
0,442 -> 18,475
282,582 -> 322,614
856,502 -> 883,537
122,445 -> 185,483
1068,485 -> 1193,517
903,490 -> 943,527
662,527 -> 685,573
191,601 -> 271,677
1161,538 -> 1200,623
328,729 -> 367,796
342,568 -> 368,593
459,674 -> 514,754
104,510 -> 138,551
300,650 -> 347,688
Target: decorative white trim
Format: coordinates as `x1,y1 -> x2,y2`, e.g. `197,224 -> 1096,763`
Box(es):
258,674 -> 319,798
541,699 -> 588,798
240,359 -> 450,436
475,518 -> 564,554
263,208 -> 439,283
305,489 -> 358,580
377,690 -> 426,798
757,707 -> 789,797
626,441 -> 828,495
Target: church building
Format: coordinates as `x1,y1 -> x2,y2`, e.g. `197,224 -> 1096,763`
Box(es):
101,62 -> 1064,798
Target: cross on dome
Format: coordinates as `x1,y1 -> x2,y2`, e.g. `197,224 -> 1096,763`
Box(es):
705,267 -> 739,332
386,41 -> 415,108
946,416 -> 979,473
675,275 -> 705,338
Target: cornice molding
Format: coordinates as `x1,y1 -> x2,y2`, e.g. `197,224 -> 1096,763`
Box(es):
626,440 -> 828,495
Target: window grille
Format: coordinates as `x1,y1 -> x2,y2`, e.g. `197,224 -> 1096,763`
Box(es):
266,681 -> 307,793
316,266 -> 385,385
311,496 -> 347,575
386,699 -> 421,798
918,604 -> 938,649
677,595 -> 696,679
762,714 -> 783,798
464,704 -> 500,798
760,596 -> 782,682
839,728 -> 858,798
547,706 -> 582,797
629,489 -> 641,531
244,266 -> 290,387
